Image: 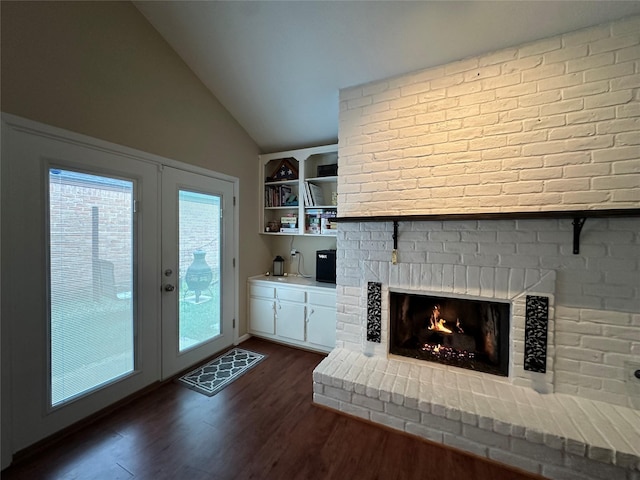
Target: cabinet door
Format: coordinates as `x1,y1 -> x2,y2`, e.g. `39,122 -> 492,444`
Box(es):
276,300 -> 306,341
307,304 -> 336,349
249,296 -> 275,335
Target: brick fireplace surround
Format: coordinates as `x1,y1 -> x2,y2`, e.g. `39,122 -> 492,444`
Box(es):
312,16 -> 640,480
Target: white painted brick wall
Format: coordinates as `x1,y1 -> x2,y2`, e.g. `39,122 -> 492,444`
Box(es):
330,22 -> 640,476
336,215 -> 640,409
337,220 -> 560,391
337,15 -> 640,216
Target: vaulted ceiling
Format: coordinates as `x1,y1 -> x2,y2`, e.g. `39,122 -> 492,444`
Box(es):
134,1 -> 640,153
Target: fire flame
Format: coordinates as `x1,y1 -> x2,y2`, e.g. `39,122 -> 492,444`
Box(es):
428,319 -> 452,334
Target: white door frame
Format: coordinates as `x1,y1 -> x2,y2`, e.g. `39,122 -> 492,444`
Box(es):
0,113 -> 239,461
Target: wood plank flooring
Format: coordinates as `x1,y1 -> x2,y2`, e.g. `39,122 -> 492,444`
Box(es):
3,338 -> 547,480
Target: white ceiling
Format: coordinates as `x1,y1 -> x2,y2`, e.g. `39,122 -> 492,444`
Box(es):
134,1 -> 640,153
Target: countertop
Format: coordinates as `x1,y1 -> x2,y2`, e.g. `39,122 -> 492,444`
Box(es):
248,274 -> 336,289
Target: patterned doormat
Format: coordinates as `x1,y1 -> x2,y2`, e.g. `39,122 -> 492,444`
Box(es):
177,348 -> 266,397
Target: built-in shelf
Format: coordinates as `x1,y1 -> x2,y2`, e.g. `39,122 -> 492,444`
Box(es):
259,144 -> 338,236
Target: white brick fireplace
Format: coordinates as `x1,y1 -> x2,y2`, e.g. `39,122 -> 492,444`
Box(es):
313,16 -> 640,480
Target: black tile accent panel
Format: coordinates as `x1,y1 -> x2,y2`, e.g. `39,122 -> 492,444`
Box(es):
524,295 -> 549,373
367,282 -> 382,343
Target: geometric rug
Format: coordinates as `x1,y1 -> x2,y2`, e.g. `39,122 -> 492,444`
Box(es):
177,348 -> 266,397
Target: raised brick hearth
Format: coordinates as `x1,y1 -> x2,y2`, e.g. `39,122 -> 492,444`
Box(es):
314,348 -> 640,480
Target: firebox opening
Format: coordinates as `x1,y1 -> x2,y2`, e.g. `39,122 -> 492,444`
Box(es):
389,291 -> 510,377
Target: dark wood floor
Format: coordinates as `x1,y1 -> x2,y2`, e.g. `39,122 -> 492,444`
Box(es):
3,338 -> 546,480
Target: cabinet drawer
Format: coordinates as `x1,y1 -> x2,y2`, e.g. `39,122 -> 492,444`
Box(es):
250,285 -> 275,299
307,291 -> 336,307
276,287 -> 305,303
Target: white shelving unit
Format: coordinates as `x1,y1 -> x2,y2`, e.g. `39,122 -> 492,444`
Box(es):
259,144 -> 338,236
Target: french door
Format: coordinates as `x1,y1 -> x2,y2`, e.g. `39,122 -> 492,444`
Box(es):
2,115 -> 237,457
161,167 -> 235,378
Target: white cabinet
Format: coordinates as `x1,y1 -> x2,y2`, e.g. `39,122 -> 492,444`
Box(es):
275,287 -> 306,341
247,277 -> 336,353
306,290 -> 337,348
259,144 -> 338,236
248,285 -> 275,335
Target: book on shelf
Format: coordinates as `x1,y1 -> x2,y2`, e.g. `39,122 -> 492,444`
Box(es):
280,215 -> 297,227
320,210 -> 337,235
265,185 -> 297,207
321,218 -> 337,235
308,182 -> 325,206
302,182 -> 312,207
305,225 -> 320,235
279,213 -> 298,233
302,181 -> 325,206
304,209 -> 336,234
280,185 -> 290,206
305,211 -> 321,234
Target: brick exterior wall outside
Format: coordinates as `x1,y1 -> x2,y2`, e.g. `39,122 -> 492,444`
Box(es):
49,176 -> 221,298
49,178 -> 133,296
178,193 -> 221,291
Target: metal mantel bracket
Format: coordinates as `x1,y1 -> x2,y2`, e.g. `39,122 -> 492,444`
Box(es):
572,217 -> 587,254
392,220 -> 399,264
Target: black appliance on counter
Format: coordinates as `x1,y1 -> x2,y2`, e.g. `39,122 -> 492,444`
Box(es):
316,249 -> 336,284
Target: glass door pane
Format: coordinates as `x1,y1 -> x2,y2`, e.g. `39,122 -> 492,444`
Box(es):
49,169 -> 134,406
178,190 -> 221,351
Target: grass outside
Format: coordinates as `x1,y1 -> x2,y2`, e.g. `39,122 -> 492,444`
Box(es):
179,280 -> 221,351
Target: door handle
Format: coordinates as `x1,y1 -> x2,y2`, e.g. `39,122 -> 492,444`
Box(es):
164,284 -> 175,292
